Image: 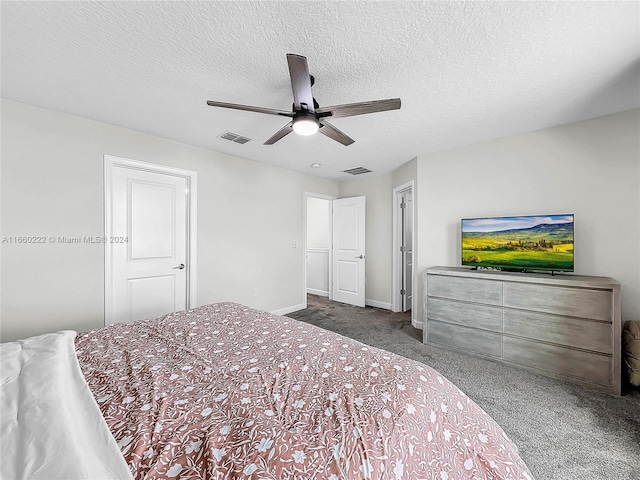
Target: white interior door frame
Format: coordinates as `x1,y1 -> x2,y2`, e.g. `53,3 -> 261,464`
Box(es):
104,155 -> 197,324
302,192 -> 336,309
392,181 -> 415,319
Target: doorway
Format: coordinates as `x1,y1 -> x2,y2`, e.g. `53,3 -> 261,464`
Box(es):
305,195 -> 333,299
392,181 -> 414,314
304,193 -> 366,308
104,155 -> 197,324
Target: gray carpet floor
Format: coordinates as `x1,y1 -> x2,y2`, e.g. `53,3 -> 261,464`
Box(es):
287,294 -> 640,480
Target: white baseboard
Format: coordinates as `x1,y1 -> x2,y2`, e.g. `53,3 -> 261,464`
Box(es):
307,289 -> 329,297
412,318 -> 424,330
271,303 -> 306,316
365,299 -> 392,310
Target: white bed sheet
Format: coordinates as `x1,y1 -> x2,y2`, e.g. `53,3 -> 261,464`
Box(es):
1,330 -> 133,480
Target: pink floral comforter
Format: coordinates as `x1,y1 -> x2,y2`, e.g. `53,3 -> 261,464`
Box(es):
76,302 -> 533,479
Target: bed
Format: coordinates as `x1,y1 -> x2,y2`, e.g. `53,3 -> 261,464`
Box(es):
2,302 -> 533,479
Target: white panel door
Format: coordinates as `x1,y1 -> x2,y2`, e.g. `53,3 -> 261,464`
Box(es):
108,165 -> 188,324
332,196 -> 366,307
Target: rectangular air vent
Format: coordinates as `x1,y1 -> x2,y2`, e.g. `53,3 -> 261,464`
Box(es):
219,131 -> 251,144
342,167 -> 372,175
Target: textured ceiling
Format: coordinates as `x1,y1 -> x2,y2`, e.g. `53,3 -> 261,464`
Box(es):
2,1 -> 639,180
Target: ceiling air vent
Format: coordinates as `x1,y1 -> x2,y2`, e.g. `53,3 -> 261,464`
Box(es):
219,131 -> 251,144
342,167 -> 371,175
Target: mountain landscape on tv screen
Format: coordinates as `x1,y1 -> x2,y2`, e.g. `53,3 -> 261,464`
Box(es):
462,222 -> 574,271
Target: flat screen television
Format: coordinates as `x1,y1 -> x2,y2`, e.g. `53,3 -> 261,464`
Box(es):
461,214 -> 574,272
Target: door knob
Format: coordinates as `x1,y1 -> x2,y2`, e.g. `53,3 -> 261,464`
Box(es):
173,263 -> 185,270
355,255 -> 365,259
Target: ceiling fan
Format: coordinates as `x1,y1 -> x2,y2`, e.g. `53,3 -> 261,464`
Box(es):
207,54 -> 401,146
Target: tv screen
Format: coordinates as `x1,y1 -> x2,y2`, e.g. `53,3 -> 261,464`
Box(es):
461,214 -> 574,272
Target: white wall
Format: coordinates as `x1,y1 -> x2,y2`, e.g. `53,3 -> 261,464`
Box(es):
338,173 -> 393,308
307,197 -> 331,248
392,157 -> 417,189
415,109 -> 640,323
306,196 -> 331,295
0,99 -> 338,342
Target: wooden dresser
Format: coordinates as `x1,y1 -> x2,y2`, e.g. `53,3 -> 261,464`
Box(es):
423,266 -> 622,395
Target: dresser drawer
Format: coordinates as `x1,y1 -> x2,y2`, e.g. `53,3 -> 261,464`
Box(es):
503,283 -> 612,321
428,320 -> 502,358
503,336 -> 612,386
427,275 -> 502,306
427,297 -> 502,332
503,309 -> 612,354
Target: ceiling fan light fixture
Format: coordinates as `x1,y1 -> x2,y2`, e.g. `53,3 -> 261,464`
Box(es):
292,115 -> 319,136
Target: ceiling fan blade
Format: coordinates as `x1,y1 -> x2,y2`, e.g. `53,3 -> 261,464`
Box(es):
318,120 -> 355,146
263,122 -> 294,145
207,100 -> 292,117
286,54 -> 315,112
316,98 -> 401,119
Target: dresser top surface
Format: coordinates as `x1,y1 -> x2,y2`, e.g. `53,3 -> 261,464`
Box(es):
426,266 -> 619,289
